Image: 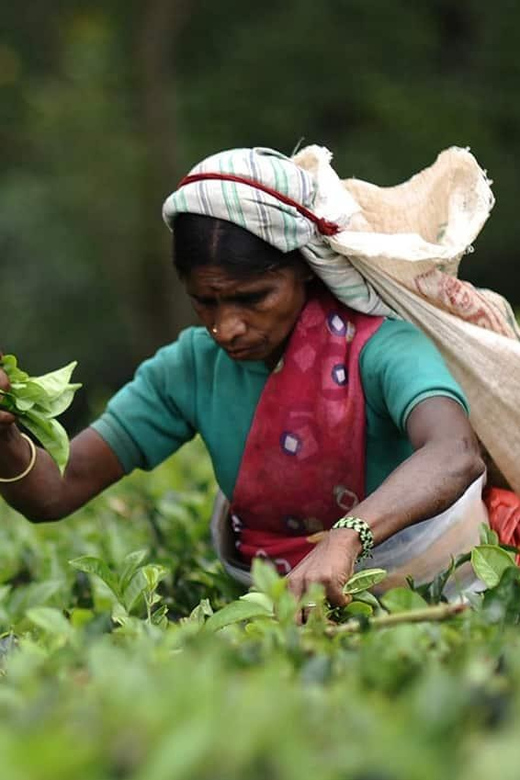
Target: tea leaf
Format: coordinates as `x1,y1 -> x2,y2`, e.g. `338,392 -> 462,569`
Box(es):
121,570 -> 147,613
344,601 -> 373,617
27,607 -> 72,637
118,549 -> 149,594
344,568 -> 387,594
186,599 -> 214,626
0,354 -> 81,472
19,412 -> 70,474
381,587 -> 428,614
471,544 -> 517,589
479,523 -> 500,546
141,564 -> 168,592
251,558 -> 282,595
29,361 -> 79,400
352,590 -> 381,610
203,598 -> 273,633
240,591 -> 274,612
69,556 -> 121,601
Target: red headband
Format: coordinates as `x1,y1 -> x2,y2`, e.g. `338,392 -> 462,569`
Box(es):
177,172 -> 341,237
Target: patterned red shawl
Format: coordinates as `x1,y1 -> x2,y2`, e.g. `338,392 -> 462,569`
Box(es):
230,288 -> 383,573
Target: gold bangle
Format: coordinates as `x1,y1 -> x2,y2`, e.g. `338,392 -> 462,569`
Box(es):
0,433 -> 37,483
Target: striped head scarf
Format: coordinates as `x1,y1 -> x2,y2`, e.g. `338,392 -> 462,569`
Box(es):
162,146 -> 393,317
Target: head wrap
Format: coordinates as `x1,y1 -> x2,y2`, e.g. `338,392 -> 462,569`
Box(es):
162,146 -> 393,316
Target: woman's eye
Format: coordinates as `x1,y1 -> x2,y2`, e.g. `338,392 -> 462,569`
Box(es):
236,292 -> 266,305
191,297 -> 215,308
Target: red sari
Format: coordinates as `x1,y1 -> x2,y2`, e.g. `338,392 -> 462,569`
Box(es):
230,287 -> 383,573
487,488 -> 520,563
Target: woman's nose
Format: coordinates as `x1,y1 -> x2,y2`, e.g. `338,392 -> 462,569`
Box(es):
214,306 -> 247,343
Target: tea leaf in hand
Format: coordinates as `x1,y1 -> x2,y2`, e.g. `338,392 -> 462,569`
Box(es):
0,354 -> 81,473
19,411 -> 70,475
28,362 -> 80,400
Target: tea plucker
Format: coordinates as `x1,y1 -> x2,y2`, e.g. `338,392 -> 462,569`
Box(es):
0,146 -> 518,606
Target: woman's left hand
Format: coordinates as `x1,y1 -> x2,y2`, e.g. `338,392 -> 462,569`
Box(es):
286,528 -> 361,619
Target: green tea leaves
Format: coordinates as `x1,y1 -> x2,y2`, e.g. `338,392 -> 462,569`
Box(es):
203,597 -> 273,633
1,437 -> 520,780
26,607 -> 72,638
479,523 -> 500,546
69,555 -> 121,601
344,568 -> 387,594
28,362 -> 81,401
0,354 -> 81,473
381,587 -> 428,614
471,544 -> 516,589
20,411 -> 70,474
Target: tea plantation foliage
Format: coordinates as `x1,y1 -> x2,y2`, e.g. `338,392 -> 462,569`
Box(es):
1,438 -> 520,780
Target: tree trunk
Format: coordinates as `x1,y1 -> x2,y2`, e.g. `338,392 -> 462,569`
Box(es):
132,0 -> 194,359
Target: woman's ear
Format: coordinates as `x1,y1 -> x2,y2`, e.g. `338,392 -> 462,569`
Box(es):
296,262 -> 314,283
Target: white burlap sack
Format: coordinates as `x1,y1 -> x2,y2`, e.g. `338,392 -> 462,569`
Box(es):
294,146 -> 520,493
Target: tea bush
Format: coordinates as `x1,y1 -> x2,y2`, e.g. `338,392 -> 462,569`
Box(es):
0,438 -> 519,780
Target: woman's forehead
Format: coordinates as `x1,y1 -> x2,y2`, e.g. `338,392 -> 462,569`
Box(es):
185,265 -> 285,294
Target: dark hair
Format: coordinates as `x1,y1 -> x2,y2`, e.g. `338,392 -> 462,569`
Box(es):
172,213 -> 308,280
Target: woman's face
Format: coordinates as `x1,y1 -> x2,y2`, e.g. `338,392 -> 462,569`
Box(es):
185,264 -> 310,367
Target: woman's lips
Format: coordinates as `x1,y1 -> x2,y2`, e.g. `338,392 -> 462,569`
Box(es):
226,344 -> 263,359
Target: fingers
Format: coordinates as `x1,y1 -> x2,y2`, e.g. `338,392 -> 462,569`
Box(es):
0,367 -> 15,429
0,409 -> 16,426
288,570 -> 351,616
294,587 -> 351,625
287,570 -> 312,625
297,606 -> 310,626
0,368 -> 10,394
286,541 -> 359,624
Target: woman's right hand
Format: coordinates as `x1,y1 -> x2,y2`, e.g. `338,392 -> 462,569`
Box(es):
0,353 -> 125,522
0,360 -> 17,436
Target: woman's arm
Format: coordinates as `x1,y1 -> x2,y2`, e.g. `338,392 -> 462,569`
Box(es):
287,396 -> 485,607
0,424 -> 125,522
0,330 -> 203,521
350,396 -> 485,543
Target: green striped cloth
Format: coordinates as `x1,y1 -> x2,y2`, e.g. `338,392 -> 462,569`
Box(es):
162,146 -> 393,317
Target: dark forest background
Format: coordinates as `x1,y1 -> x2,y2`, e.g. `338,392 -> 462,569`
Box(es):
2,1 -> 519,427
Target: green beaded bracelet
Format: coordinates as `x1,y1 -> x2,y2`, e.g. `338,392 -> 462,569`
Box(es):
331,515 -> 374,562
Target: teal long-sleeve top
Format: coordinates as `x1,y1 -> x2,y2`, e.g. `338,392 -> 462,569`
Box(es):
91,320 -> 468,500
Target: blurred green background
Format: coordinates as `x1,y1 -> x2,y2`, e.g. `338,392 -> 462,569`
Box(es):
2,1 -> 519,428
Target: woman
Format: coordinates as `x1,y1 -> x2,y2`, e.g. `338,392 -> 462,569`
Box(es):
0,145 -> 510,607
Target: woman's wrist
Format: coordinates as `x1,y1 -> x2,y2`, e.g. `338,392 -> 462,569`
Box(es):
331,515 -> 374,561
329,526 -> 364,556
0,434 -> 36,483
0,427 -> 34,480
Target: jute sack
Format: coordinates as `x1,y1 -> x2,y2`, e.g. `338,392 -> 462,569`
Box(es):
294,146 -> 520,493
